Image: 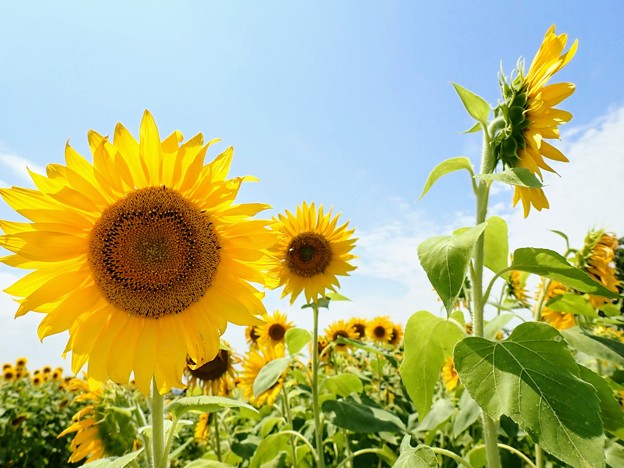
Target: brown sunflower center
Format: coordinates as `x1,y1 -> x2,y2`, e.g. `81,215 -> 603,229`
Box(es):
268,324 -> 287,341
286,232 -> 332,278
89,186 -> 220,319
373,326 -> 387,338
353,323 -> 366,338
188,350 -> 230,381
332,330 -> 349,347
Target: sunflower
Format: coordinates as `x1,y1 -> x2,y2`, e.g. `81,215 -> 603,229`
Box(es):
325,319 -> 358,352
3,366 -> 15,381
367,316 -> 393,345
2,363 -> 10,371
52,367 -> 64,382
539,280 -> 576,330
507,269 -> 530,306
347,317 -> 368,340
493,25 -> 577,217
577,231 -> 620,308
42,366 -> 52,375
194,413 -> 211,443
257,310 -> 294,347
268,202 -> 356,305
15,357 -> 27,368
245,324 -> 262,348
32,375 -> 42,385
388,322 -> 403,347
239,343 -> 286,407
441,356 -> 459,392
184,344 -> 239,396
0,111 -> 273,395
59,378 -> 137,463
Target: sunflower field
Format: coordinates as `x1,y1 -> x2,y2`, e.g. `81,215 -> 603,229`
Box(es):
1,24 -> 624,468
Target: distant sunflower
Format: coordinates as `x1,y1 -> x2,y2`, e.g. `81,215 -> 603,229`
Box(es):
15,357 -> 27,368
367,316 -> 393,345
441,357 -> 459,392
507,269 -> 530,306
347,317 -> 368,340
2,363 -> 10,371
59,378 -> 137,464
493,25 -> 578,217
258,310 -> 294,347
578,231 -> 620,308
540,280 -> 576,330
240,343 -> 286,407
0,111 -> 272,394
268,202 -> 356,305
32,375 -> 42,385
388,323 -> 403,347
245,324 -> 262,348
194,413 -> 210,443
325,319 -> 358,352
184,345 -> 239,396
3,366 -> 15,381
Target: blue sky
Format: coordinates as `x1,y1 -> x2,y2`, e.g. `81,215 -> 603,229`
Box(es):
1,2 -> 623,370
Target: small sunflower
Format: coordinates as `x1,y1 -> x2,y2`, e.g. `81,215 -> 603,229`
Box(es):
42,366 -> 52,375
493,25 -> 578,217
507,269 -> 530,306
3,366 -> 15,381
258,310 -> 294,347
15,357 -> 27,368
539,280 -> 576,330
268,202 -> 356,305
32,375 -> 43,385
325,319 -> 358,352
194,413 -> 211,443
577,230 -> 620,308
441,357 -> 459,392
240,343 -> 286,407
184,345 -> 239,397
59,378 -> 137,464
347,317 -> 368,340
2,363 -> 11,371
388,323 -> 403,347
245,324 -> 262,348
0,111 -> 272,394
367,316 -> 394,345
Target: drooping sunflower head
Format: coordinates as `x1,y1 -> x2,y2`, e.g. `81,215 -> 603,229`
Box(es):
577,230 -> 620,309
441,356 -> 459,392
325,319 -> 358,352
59,379 -> 138,464
539,280 -> 576,330
347,317 -> 368,340
366,316 -> 394,345
492,25 -> 577,217
258,310 -> 294,347
0,111 -> 272,395
268,202 -> 356,305
184,344 -> 239,397
507,269 -> 530,306
388,322 -> 403,347
240,343 -> 286,407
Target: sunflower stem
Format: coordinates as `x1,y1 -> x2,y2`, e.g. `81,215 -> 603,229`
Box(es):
471,131 -> 502,468
311,302 -> 326,468
213,412 -> 222,462
281,384 -> 299,467
150,379 -> 166,468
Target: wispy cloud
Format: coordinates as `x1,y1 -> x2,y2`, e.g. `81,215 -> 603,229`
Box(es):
0,152 -> 44,186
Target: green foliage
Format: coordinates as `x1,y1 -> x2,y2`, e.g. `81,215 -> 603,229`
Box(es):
418,156 -> 475,200
393,436 -> 438,468
546,292 -> 599,317
562,327 -> 624,367
483,216 -> 509,277
82,448 -> 144,467
167,395 -> 257,420
455,322 -> 605,468
418,223 -> 486,314
323,374 -> 363,397
475,167 -> 544,187
452,83 -> 490,124
285,328 -> 312,355
252,357 -> 290,398
322,396 -> 406,433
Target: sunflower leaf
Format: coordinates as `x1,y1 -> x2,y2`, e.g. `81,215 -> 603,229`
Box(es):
561,327 -> 624,367
546,293 -> 598,317
454,322 -> 605,468
578,365 -> 624,438
253,357 -> 290,398
418,156 -> 474,200
82,448 -> 144,467
166,396 -> 257,420
323,374 -> 364,397
418,223 -> 487,315
475,168 -> 544,187
483,216 -> 509,277
461,122 -> 483,134
400,311 -> 465,418
452,82 -> 490,124
321,397 -> 406,433
392,439 -> 438,468
325,292 -> 350,301
511,248 -> 620,298
285,328 -> 312,355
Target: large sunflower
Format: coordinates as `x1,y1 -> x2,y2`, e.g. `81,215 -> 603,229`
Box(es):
184,344 -> 239,396
493,25 -> 577,217
257,310 -> 294,347
239,343 -> 286,407
268,202 -> 356,305
0,111 -> 272,394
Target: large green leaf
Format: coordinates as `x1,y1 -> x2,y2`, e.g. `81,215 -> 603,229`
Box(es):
323,374 -> 363,397
483,216 -> 508,277
452,83 -> 490,123
454,322 -> 605,468
475,168 -> 544,187
82,449 -> 144,467
285,327 -> 312,355
418,224 -> 487,314
249,433 -> 290,468
167,396 -> 257,420
483,313 -> 513,340
322,398 -> 406,433
418,156 -> 474,200
253,357 -> 290,398
546,293 -> 598,317
399,311 -> 465,418
414,399 -> 454,432
511,248 -> 620,298
392,437 -> 438,468
562,327 -> 624,367
578,365 -> 624,438
452,391 -> 481,439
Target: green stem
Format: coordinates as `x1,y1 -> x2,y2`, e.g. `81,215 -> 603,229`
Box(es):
213,412 -> 222,462
535,444 -> 544,468
162,415 -> 178,467
534,278 -> 551,322
281,385 -> 299,467
311,302 -> 326,468
150,379 -> 166,468
280,430 -> 320,464
431,447 -> 474,467
471,130 -> 501,468
335,448 -> 387,468
135,399 -> 153,467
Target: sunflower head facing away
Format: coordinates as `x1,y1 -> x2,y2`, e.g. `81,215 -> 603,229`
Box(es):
577,230 -> 620,308
0,111 -> 272,394
492,25 -> 577,217
268,202 -> 356,305
257,310 -> 294,347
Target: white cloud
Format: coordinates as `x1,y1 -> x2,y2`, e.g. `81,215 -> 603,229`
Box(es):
0,152 -> 44,186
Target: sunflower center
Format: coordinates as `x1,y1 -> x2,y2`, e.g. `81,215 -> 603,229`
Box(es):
332,330 -> 349,347
268,324 -> 286,341
188,350 -> 230,381
353,323 -> 366,338
89,186 -> 220,319
374,326 -> 386,338
286,232 -> 332,278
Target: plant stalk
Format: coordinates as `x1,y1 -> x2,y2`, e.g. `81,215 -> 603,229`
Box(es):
281,384 -> 299,467
213,412 -> 222,462
150,379 -> 166,468
311,302 -> 326,468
